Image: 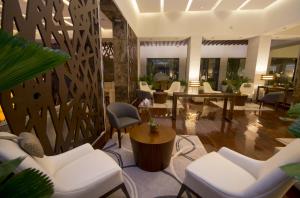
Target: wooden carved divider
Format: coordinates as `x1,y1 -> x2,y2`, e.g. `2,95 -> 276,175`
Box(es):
0,0 -> 105,155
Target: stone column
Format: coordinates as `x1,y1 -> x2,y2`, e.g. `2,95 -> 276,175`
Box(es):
187,36 -> 203,81
113,20 -> 129,102
244,36 -> 272,87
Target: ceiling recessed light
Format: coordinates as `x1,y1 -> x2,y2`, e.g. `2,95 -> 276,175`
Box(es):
160,0 -> 164,12
237,0 -> 251,10
185,0 -> 193,12
211,0 -> 222,10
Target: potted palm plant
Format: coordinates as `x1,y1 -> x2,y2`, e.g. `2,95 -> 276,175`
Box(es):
0,29 -> 70,197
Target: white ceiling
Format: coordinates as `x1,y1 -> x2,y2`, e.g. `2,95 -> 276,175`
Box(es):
136,0 -> 279,13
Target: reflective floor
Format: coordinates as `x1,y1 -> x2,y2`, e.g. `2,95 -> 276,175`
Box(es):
148,100 -> 293,160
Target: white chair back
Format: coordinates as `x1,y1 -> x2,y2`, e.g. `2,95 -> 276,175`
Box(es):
139,81 -> 152,92
245,139 -> 300,197
240,83 -> 254,98
0,135 -> 48,174
203,82 -> 214,93
168,81 -> 181,92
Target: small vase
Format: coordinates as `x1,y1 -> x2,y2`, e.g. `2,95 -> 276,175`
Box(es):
149,125 -> 157,133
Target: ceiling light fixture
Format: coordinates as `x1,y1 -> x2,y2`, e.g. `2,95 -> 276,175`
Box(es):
63,0 -> 69,6
185,0 -> 193,12
160,0 -> 164,12
237,0 -> 251,10
132,0 -> 140,13
211,0 -> 223,10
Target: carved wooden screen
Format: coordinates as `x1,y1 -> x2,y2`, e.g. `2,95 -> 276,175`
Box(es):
0,0 -> 105,155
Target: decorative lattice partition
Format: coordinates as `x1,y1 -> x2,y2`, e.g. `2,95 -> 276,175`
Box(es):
0,0 -> 105,155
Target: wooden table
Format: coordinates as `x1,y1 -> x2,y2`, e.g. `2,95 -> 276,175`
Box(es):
172,92 -> 236,121
130,123 -> 176,172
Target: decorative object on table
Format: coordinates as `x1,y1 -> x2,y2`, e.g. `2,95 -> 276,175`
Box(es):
239,82 -> 254,100
0,29 -> 69,197
221,80 -> 228,92
148,117 -> 158,133
0,157 -> 54,198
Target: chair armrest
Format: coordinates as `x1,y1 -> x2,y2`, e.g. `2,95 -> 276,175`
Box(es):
218,147 -> 263,177
38,143 -> 94,175
127,106 -> 142,121
107,110 -> 121,128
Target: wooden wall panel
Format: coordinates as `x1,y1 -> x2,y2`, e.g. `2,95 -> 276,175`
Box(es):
0,0 -> 105,155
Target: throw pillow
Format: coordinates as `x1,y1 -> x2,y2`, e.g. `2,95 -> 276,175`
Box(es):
18,132 -> 44,158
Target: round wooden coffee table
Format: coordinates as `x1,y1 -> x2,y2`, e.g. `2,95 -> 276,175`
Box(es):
130,123 -> 176,172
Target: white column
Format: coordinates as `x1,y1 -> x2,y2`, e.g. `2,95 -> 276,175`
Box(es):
187,36 -> 203,81
244,36 -> 272,87
186,36 -> 202,94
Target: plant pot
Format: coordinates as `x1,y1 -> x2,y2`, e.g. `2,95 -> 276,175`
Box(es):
221,85 -> 228,92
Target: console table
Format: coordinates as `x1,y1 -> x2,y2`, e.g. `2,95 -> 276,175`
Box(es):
172,92 -> 236,121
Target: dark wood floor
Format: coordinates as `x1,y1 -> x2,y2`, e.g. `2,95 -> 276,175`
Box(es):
145,99 -> 299,198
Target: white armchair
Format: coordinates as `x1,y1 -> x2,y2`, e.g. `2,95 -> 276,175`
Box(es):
178,139 -> 300,198
164,81 -> 181,96
0,134 -> 129,198
240,83 -> 254,100
139,81 -> 154,95
203,82 -> 222,94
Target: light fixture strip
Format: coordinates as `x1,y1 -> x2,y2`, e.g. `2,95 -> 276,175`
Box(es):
160,0 -> 164,12
185,0 -> 193,12
237,0 -> 251,10
211,0 -> 223,10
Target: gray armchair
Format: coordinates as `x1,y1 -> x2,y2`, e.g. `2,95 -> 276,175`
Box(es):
107,102 -> 141,148
259,91 -> 284,110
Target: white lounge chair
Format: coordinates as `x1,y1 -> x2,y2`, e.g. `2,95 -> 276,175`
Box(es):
178,139 -> 300,198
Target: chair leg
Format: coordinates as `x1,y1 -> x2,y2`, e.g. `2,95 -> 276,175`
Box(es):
117,129 -> 121,148
177,184 -> 186,198
110,127 -> 113,138
124,128 -> 127,133
120,183 -> 130,198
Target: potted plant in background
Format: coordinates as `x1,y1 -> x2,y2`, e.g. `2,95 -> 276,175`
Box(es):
180,80 -> 187,92
221,80 -> 228,92
0,29 -> 70,197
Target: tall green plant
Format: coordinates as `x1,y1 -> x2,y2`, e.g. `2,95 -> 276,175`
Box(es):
0,29 -> 70,197
0,29 -> 70,92
0,157 -> 54,198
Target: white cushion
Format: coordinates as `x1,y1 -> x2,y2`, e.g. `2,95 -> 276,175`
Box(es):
53,150 -> 123,198
185,152 -> 256,197
0,138 -> 48,175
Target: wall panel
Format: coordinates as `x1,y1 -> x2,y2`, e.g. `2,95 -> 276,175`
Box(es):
0,0 -> 105,155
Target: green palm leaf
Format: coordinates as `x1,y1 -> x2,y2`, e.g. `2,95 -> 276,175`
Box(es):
0,29 -> 70,92
0,168 -> 54,198
0,157 -> 24,184
281,163 -> 300,181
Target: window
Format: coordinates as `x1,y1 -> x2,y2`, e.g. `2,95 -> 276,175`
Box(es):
147,58 -> 179,80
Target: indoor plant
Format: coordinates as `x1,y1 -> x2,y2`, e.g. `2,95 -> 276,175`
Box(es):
0,29 -> 70,197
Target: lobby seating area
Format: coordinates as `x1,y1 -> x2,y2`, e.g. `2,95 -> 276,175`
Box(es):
0,0 -> 300,198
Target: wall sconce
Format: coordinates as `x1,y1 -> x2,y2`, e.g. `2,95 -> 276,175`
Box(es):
189,80 -> 201,87
261,75 -> 274,80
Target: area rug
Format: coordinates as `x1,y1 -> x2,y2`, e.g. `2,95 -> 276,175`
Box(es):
139,99 -> 184,109
211,101 -> 274,111
103,133 -> 207,198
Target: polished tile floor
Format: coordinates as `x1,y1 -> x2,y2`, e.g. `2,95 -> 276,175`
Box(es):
147,99 -> 299,197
